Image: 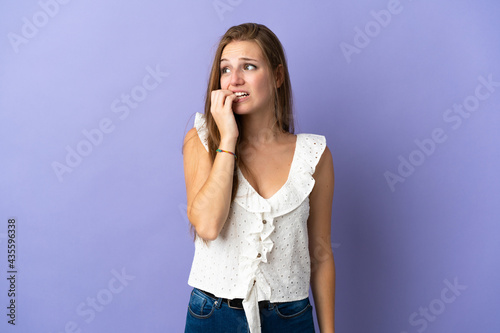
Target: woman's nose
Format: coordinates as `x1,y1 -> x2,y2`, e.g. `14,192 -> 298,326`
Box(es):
230,69 -> 244,86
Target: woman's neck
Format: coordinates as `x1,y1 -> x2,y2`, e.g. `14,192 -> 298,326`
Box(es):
239,110 -> 283,146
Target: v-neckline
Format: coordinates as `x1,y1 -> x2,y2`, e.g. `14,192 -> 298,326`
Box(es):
237,134 -> 300,201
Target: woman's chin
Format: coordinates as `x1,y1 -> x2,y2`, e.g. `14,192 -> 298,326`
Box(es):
232,106 -> 250,115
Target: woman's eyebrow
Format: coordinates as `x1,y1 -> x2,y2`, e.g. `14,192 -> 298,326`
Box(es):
220,57 -> 259,62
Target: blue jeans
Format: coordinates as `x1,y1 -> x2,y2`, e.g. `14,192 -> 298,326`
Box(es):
184,288 -> 315,333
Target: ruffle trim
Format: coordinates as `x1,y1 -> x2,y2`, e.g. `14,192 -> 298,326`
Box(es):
233,133 -> 327,217
194,112 -> 209,152
239,214 -> 274,333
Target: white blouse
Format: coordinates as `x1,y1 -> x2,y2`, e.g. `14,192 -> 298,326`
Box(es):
187,112 -> 327,333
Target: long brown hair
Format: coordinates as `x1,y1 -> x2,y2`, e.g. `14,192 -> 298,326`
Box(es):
204,23 -> 294,201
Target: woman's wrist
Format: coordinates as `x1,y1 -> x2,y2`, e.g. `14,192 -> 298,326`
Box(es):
216,148 -> 237,159
219,137 -> 237,152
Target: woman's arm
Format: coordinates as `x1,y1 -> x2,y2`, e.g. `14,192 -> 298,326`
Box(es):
183,128 -> 236,241
183,90 -> 239,241
308,145 -> 335,333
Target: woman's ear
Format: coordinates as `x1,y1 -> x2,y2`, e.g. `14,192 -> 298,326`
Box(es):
275,64 -> 284,88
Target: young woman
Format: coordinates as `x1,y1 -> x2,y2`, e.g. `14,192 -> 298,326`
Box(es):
183,23 -> 335,333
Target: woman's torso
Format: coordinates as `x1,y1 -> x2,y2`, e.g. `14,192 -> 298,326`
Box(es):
188,112 -> 327,304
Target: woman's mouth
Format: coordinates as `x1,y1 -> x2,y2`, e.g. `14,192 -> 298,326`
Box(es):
233,91 -> 250,102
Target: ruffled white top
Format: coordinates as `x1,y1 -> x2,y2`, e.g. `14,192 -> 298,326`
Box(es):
187,112 -> 327,333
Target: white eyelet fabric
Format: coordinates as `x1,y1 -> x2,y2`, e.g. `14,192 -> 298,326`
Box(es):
187,112 -> 327,333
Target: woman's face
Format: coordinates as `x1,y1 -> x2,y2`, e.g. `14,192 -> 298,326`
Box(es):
220,40 -> 275,115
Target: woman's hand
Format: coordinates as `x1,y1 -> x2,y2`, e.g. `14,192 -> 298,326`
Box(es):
210,89 -> 239,141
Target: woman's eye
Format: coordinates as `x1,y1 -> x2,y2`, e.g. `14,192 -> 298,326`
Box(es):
244,64 -> 256,70
221,67 -> 230,74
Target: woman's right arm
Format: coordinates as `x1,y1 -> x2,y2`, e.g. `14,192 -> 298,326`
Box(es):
182,90 -> 238,241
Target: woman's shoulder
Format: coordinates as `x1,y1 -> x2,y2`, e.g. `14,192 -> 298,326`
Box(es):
294,132 -> 329,172
296,132 -> 327,148
194,112 -> 206,125
190,112 -> 209,152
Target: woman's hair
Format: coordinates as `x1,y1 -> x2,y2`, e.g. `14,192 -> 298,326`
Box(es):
204,22 -> 294,201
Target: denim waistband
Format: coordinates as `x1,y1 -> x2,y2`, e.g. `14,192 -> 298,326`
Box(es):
196,288 -> 279,310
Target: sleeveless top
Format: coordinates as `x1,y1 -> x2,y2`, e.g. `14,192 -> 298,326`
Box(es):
187,112 -> 327,333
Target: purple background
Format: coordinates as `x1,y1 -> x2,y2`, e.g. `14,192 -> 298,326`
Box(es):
1,0 -> 499,332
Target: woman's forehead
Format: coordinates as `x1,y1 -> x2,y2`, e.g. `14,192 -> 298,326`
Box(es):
221,40 -> 263,61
